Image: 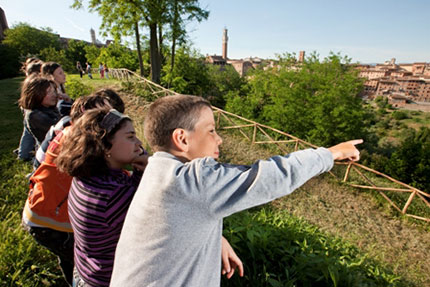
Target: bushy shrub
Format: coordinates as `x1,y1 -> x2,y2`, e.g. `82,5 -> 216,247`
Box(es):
391,111 -> 408,121
224,52 -> 369,146
65,79 -> 93,99
222,208 -> 401,287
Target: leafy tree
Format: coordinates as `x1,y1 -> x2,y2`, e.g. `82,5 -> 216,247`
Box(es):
0,43 -> 21,79
99,43 -> 141,71
72,0 -> 208,84
206,64 -> 246,108
161,46 -> 210,96
72,0 -> 147,77
386,127 -> 430,193
39,47 -> 73,72
225,52 -> 369,146
84,45 -> 101,67
391,110 -> 408,121
2,23 -> 60,57
374,95 -> 392,111
165,0 -> 208,79
65,40 -> 89,72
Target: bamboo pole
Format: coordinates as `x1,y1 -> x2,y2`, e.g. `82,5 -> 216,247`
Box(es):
352,166 -> 402,213
219,113 -> 250,141
256,126 -> 288,154
343,163 -> 352,182
221,124 -> 255,129
254,140 -> 298,144
405,213 -> 430,222
402,190 -> 417,214
252,124 -> 257,144
347,184 -> 414,193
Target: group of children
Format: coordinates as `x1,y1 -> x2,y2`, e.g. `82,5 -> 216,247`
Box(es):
17,58 -> 362,287
16,58 -> 72,162
75,61 -> 109,80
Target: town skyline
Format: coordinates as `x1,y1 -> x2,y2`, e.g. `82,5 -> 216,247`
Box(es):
1,0 -> 429,64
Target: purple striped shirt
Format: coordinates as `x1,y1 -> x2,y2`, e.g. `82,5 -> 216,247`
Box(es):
68,168 -> 142,287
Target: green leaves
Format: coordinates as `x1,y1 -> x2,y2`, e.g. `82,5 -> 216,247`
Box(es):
225,52 -> 369,146
222,207 -> 401,286
3,23 -> 61,58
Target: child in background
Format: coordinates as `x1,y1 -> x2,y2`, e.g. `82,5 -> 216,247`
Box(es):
18,76 -> 61,146
33,89 -> 124,169
110,95 -> 362,287
41,62 -> 73,117
99,63 -> 105,78
15,60 -> 44,161
76,61 -> 84,78
104,63 -> 109,79
86,62 -> 93,79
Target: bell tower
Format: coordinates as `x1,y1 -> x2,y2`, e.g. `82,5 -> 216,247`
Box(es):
222,28 -> 228,60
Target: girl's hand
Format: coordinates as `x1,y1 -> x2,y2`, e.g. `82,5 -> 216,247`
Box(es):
132,154 -> 149,172
58,92 -> 72,102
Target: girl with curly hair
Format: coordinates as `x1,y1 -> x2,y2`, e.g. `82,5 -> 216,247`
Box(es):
56,108 -> 148,287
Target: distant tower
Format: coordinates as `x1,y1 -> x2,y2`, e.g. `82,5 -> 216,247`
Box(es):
222,28 -> 228,60
0,7 -> 9,41
299,51 -> 305,62
390,58 -> 396,65
90,28 -> 96,44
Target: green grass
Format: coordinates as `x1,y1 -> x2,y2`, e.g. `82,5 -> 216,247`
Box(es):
67,73 -> 121,90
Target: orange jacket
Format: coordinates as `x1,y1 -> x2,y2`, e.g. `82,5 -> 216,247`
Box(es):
23,128 -> 73,232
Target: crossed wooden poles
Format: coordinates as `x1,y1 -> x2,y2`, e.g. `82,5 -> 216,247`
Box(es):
109,68 -> 430,223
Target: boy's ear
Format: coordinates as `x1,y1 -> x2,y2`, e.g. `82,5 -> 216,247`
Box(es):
171,128 -> 189,152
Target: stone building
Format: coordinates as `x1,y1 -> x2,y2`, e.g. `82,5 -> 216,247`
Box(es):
358,60 -> 430,102
205,55 -> 226,65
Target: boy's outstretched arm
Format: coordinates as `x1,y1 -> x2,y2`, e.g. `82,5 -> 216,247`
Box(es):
328,139 -> 363,161
221,236 -> 244,279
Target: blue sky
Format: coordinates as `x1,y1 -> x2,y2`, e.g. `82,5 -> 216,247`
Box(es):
1,0 -> 429,64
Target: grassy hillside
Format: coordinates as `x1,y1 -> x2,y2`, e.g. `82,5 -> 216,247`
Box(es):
1,76 -> 429,286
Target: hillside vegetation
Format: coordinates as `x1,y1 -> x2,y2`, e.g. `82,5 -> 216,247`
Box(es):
1,75 -> 430,286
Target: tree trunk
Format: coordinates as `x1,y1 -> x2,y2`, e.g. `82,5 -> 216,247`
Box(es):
158,24 -> 165,66
134,22 -> 145,77
149,22 -> 161,84
168,39 -> 176,87
169,0 -> 179,87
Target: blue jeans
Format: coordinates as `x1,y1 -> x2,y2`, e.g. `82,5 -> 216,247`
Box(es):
17,122 -> 35,161
23,223 -> 74,286
73,268 -> 90,287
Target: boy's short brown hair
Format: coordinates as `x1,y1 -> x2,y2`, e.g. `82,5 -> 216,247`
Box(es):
144,95 -> 211,151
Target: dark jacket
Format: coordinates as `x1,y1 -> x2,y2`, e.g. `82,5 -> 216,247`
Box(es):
25,106 -> 61,145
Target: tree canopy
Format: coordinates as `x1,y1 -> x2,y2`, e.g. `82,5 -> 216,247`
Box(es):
225,52 -> 369,146
2,23 -> 60,57
72,0 -> 208,83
